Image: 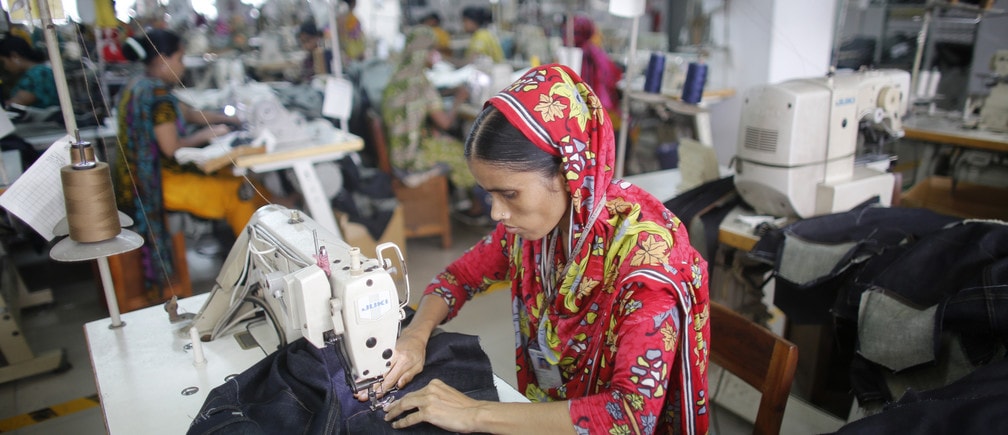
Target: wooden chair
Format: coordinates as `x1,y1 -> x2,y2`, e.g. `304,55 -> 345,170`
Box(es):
709,301 -> 799,435
366,109 -> 452,249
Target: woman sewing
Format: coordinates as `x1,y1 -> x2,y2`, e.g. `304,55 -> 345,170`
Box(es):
113,28 -> 267,292
0,33 -> 58,109
372,64 -> 711,434
461,6 -> 504,64
382,26 -> 486,220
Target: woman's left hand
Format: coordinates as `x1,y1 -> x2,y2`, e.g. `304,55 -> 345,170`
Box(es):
383,379 -> 482,432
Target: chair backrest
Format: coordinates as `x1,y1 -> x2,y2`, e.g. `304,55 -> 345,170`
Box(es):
322,76 -> 354,133
709,301 -> 798,435
365,109 -> 394,175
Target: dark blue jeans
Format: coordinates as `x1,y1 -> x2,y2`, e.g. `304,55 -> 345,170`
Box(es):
829,357 -> 1008,434
749,203 -> 1008,404
187,332 -> 499,434
750,201 -> 960,323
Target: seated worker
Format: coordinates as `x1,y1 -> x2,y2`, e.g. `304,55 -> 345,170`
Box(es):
114,28 -> 269,292
420,12 -> 452,59
461,6 -> 504,64
366,64 -> 711,433
381,26 -> 486,221
337,0 -> 366,63
297,21 -> 333,83
564,14 -> 622,120
0,33 -> 58,109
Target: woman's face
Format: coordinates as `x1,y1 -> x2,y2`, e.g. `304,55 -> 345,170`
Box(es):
462,17 -> 478,33
155,49 -> 186,84
468,158 -> 570,241
425,48 -> 441,67
299,34 -> 319,51
0,54 -> 23,74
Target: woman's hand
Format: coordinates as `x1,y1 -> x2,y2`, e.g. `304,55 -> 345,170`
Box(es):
383,379 -> 483,432
194,124 -> 231,145
453,85 -> 471,105
355,326 -> 429,402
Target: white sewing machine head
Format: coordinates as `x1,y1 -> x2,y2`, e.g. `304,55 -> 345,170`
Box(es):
190,204 -> 409,399
733,69 -> 910,218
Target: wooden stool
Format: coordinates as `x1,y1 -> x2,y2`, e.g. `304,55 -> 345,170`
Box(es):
103,230 -> 192,313
366,109 -> 453,249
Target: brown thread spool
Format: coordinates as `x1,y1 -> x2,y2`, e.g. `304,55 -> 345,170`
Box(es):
61,162 -> 121,242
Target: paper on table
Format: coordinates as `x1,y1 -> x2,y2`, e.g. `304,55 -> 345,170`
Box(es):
0,135 -> 72,241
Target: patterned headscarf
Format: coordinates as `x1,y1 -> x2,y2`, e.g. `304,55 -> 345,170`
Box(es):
382,26 -> 438,160
390,26 -> 435,83
488,64 -> 709,433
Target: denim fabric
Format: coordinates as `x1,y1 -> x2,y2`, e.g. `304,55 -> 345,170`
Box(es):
854,221 -> 1008,363
857,290 -> 937,371
664,175 -> 741,267
748,204 -> 1008,404
749,202 -> 959,323
187,332 -> 498,435
829,357 -> 1008,434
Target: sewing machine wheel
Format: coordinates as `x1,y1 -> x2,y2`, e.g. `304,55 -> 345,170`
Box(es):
250,100 -> 283,128
877,87 -> 901,114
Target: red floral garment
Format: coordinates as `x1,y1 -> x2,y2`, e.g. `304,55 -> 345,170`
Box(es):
425,64 -> 710,434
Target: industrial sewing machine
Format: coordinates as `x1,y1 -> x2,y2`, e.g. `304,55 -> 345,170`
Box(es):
733,69 -> 911,218
190,204 -> 409,406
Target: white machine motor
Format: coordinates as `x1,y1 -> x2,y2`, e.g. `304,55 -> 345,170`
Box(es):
733,69 -> 910,218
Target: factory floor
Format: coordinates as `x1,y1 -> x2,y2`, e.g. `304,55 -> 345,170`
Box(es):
0,219 -> 760,434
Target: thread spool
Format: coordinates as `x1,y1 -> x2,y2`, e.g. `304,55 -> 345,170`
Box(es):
681,62 -> 708,104
644,52 -> 666,93
916,70 -> 931,98
61,161 -> 121,243
927,69 -> 941,99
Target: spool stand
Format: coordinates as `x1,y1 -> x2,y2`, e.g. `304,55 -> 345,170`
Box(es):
30,0 -> 142,330
49,138 -> 143,329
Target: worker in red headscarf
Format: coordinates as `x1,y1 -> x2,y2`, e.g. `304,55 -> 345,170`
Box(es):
564,14 -> 622,120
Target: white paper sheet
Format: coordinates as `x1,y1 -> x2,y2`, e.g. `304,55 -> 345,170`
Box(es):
0,135 -> 73,241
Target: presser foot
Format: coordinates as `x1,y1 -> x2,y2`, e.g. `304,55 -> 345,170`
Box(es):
367,384 -> 397,411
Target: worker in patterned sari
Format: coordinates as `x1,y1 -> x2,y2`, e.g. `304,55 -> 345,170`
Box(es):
114,29 -> 268,293
381,26 -> 485,218
374,64 -> 711,434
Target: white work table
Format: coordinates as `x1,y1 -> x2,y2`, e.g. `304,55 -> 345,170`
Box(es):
18,122 -> 117,150
85,293 -> 525,434
230,126 -> 363,237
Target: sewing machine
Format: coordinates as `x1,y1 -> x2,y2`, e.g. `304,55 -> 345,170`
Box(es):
190,204 -> 409,406
979,49 -> 1008,133
733,69 -> 910,218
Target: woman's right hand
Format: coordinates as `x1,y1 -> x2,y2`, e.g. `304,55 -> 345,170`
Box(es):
356,326 -> 430,401
194,124 -> 230,146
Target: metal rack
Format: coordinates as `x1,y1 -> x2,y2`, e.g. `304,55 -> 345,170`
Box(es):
903,1 -> 1004,105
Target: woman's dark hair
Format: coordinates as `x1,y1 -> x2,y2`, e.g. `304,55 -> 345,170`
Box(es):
461,6 -> 493,27
299,21 -> 322,38
465,105 -> 560,178
122,29 -> 182,65
423,12 -> 441,25
0,34 -> 46,63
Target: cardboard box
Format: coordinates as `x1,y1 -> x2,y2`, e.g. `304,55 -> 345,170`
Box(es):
335,204 -> 407,260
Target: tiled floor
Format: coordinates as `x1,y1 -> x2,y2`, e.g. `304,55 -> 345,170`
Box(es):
0,218 -> 766,434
